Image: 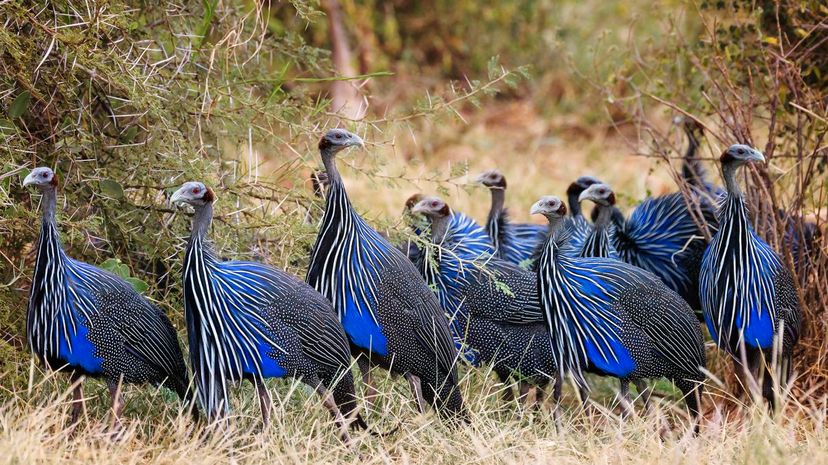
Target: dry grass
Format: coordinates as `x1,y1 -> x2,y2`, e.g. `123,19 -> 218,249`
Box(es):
3,359 -> 827,465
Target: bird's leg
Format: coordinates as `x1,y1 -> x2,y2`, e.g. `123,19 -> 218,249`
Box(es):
316,385 -> 353,446
107,377 -> 125,437
676,379 -> 703,436
618,379 -> 634,419
69,372 -> 85,428
755,353 -> 777,412
634,379 -> 653,414
577,384 -> 590,412
405,373 -> 426,413
534,384 -> 546,411
552,374 -> 563,432
518,382 -> 533,408
255,378 -> 272,427
357,356 -> 379,411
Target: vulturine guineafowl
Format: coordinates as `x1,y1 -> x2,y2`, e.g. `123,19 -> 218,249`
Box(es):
22,167 -> 195,428
477,170 -> 547,268
306,129 -> 467,422
410,196 -> 554,405
699,144 -> 802,408
576,184 -> 619,259
171,181 -> 369,442
531,195 -> 706,427
580,183 -> 715,313
678,125 -> 820,276
526,175 -> 601,268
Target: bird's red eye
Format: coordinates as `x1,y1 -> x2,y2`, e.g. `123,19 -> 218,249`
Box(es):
335,133 -> 342,139
41,173 -> 47,178
431,201 -> 439,207
192,188 -> 200,194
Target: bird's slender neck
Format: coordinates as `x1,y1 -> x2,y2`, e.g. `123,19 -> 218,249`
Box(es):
592,204 -> 613,230
191,202 -> 214,243
34,186 -> 63,268
685,129 -> 699,158
321,148 -> 343,187
541,217 -> 565,262
488,188 -> 505,221
722,162 -> 742,198
568,193 -> 582,217
40,187 -> 58,231
429,214 -> 450,244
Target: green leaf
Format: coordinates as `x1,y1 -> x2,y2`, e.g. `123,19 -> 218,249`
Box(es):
100,258 -> 120,270
99,179 -> 124,199
9,91 -> 31,118
0,118 -> 15,135
125,277 -> 149,293
100,258 -> 133,280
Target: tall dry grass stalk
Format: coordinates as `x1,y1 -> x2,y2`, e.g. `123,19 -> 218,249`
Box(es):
2,362 -> 827,465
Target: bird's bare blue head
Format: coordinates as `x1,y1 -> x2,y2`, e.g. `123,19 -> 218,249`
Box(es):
530,195 -> 567,220
720,144 -> 765,167
171,181 -> 214,207
411,196 -> 450,219
475,169 -> 506,190
566,175 -> 601,197
318,128 -> 364,156
579,183 -> 616,207
23,167 -> 57,190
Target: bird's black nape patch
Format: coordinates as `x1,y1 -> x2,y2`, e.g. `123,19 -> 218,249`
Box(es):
203,187 -> 215,204
566,181 -> 583,196
557,203 -> 568,216
318,136 -> 333,152
405,193 -> 423,210
436,203 -> 450,218
607,192 -> 616,206
720,150 -> 734,164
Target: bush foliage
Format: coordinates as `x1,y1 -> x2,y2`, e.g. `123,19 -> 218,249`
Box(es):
597,0 -> 827,391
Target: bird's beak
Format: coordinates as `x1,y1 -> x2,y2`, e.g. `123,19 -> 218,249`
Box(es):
473,173 -> 488,185
410,202 -> 427,216
351,134 -> 365,149
22,172 -> 37,187
170,187 -> 186,205
578,190 -> 592,203
529,200 -> 544,216
747,148 -> 766,163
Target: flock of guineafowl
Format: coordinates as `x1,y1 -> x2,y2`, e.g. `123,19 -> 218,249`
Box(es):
20,121 -> 806,443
